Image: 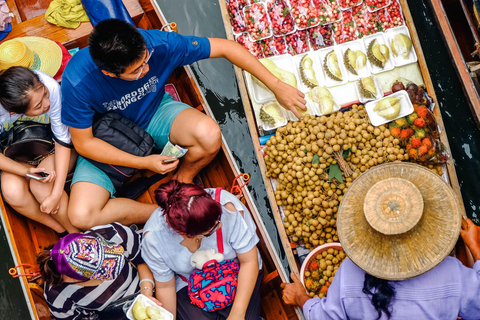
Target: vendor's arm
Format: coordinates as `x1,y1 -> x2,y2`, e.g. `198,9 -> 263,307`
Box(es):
208,38 -> 306,118
460,218 -> 480,261
155,278 -> 177,318
69,127 -> 179,174
227,247 -> 259,320
40,142 -> 70,214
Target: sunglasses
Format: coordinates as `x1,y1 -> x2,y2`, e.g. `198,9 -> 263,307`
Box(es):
135,46 -> 154,80
201,219 -> 222,238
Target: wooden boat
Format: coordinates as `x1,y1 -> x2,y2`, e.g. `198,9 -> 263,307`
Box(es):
217,0 -> 468,277
428,0 -> 480,124
0,1 -> 298,319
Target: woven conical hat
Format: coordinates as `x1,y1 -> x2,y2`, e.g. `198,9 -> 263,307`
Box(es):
337,162 -> 461,280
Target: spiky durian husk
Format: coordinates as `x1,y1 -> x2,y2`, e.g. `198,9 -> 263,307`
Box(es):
343,49 -> 358,76
367,39 -> 384,69
323,50 -> 342,82
300,55 -> 319,88
259,107 -> 276,127
357,78 -> 376,99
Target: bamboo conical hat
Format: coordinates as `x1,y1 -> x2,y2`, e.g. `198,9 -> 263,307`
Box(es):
337,162 -> 462,281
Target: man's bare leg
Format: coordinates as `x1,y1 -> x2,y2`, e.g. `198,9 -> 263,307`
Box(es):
169,108 -> 222,183
68,181 -> 157,230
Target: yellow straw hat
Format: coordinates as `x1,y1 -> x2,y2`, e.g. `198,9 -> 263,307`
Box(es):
337,162 -> 462,281
0,37 -> 62,77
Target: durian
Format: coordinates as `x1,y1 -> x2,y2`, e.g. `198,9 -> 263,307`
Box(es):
373,97 -> 402,120
146,306 -> 163,320
323,50 -> 343,82
132,299 -> 148,320
299,55 -> 319,88
259,102 -> 285,127
391,33 -> 412,59
252,59 -> 298,91
307,86 -> 335,115
357,77 -> 376,99
344,49 -> 367,75
367,39 -> 390,69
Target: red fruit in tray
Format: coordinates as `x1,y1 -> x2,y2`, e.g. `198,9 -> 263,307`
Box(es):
418,145 -> 428,156
331,10 -> 357,44
236,34 -> 264,58
228,0 -> 248,34
410,137 -> 421,148
244,3 -> 272,41
267,0 -> 295,36
308,25 -> 334,50
261,36 -> 286,57
417,106 -> 428,118
390,127 -> 401,137
338,0 -> 362,10
313,0 -> 342,25
353,2 -> 381,37
286,30 -> 309,55
422,137 -> 433,148
290,0 -> 320,29
413,118 -> 426,128
400,128 -> 414,140
365,0 -> 391,11
386,0 -> 404,27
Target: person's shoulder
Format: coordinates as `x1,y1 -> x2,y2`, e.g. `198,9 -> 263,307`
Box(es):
62,48 -> 98,86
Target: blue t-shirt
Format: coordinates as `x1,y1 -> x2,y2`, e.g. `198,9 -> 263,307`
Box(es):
61,30 -> 211,129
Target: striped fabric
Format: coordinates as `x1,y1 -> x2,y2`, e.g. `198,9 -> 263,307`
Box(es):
44,223 -> 144,320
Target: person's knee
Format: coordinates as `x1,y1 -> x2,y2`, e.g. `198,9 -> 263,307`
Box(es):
195,118 -> 221,154
1,175 -> 29,207
68,205 -> 98,230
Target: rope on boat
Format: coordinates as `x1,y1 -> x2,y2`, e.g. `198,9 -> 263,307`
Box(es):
161,22 -> 177,33
230,173 -> 250,199
9,263 -> 40,279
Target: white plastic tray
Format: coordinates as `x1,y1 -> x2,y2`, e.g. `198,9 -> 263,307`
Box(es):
338,0 -> 363,11
315,47 -> 348,87
243,2 -> 273,42
247,54 -> 300,103
304,86 -> 341,116
255,100 -> 289,130
126,294 -> 173,320
354,76 -> 384,104
365,90 -> 413,126
384,26 -> 417,67
292,52 -> 325,93
336,39 -> 371,81
362,33 -> 395,74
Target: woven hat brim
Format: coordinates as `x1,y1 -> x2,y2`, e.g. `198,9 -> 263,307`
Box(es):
337,162 -> 462,281
14,37 -> 62,77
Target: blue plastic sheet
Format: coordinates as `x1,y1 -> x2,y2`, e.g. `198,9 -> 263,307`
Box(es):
81,0 -> 133,26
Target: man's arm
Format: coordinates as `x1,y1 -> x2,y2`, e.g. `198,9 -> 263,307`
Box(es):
208,38 -> 306,118
69,127 -> 179,174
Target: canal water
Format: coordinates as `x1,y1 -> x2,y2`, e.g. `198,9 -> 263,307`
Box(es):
1,0 -> 479,318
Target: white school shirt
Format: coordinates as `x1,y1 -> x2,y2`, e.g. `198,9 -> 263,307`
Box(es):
142,188 -> 263,292
0,70 -> 71,146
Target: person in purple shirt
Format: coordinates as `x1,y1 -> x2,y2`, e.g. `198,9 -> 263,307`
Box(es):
60,19 -> 307,230
282,163 -> 480,320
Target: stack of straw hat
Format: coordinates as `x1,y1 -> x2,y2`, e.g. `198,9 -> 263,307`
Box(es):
337,162 -> 462,280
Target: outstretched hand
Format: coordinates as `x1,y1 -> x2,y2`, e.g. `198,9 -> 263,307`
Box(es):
144,155 -> 179,174
280,272 -> 311,308
460,218 -> 480,261
28,167 -> 56,183
271,81 -> 307,119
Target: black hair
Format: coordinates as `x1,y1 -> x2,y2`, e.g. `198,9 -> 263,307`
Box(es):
89,19 -> 146,77
0,66 -> 43,114
37,244 -> 64,287
363,274 -> 395,319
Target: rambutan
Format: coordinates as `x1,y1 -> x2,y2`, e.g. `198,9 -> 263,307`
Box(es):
320,286 -> 329,295
400,128 -> 414,140
309,260 -> 319,271
408,148 -> 418,159
419,145 -> 428,155
414,128 -> 426,139
407,113 -> 418,124
417,107 -> 428,118
410,137 -> 421,148
422,138 -> 432,148
305,278 -> 314,290
394,117 -> 408,128
413,118 -> 426,127
391,127 -> 401,137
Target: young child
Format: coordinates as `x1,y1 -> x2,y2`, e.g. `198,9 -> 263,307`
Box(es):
0,66 -> 77,235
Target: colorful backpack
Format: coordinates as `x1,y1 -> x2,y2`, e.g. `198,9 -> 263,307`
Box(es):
186,188 -> 240,312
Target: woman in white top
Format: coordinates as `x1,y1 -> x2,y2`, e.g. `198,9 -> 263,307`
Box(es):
0,66 -> 77,234
142,180 -> 263,320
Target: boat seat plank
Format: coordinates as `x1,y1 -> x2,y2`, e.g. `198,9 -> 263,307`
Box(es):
5,0 -> 21,24
13,0 -> 51,21
261,290 -> 289,320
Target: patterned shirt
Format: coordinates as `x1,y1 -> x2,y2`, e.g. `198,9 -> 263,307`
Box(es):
44,223 -> 144,320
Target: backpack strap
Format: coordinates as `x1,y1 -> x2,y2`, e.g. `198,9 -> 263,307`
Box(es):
215,187 -> 224,254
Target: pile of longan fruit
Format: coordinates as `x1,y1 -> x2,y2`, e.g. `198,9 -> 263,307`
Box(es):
264,105 -> 406,249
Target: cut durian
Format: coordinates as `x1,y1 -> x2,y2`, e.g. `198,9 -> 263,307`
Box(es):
344,49 -> 367,75
300,55 -> 319,88
323,50 -> 343,82
357,77 -> 376,99
373,97 -> 402,120
391,33 -> 412,59
252,59 -> 298,91
367,39 -> 390,69
307,86 -> 335,115
259,102 -> 285,127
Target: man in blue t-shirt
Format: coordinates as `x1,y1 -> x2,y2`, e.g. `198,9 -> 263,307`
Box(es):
61,19 -> 306,229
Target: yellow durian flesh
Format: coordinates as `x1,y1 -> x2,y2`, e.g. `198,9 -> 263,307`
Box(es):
324,50 -> 343,81
300,55 -> 319,88
146,306 -> 163,320
358,77 -> 376,99
373,97 -> 402,120
260,102 -> 285,127
132,300 -> 148,320
355,51 -> 367,72
368,39 -> 389,69
307,87 -> 335,115
252,59 -> 298,91
391,33 -> 412,59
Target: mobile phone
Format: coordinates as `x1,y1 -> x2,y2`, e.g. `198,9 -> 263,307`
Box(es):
26,172 -> 49,180
161,157 -> 178,164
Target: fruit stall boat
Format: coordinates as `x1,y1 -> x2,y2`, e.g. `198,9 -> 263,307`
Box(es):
0,0 -> 298,319
427,0 -> 480,125
218,0 -> 469,298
